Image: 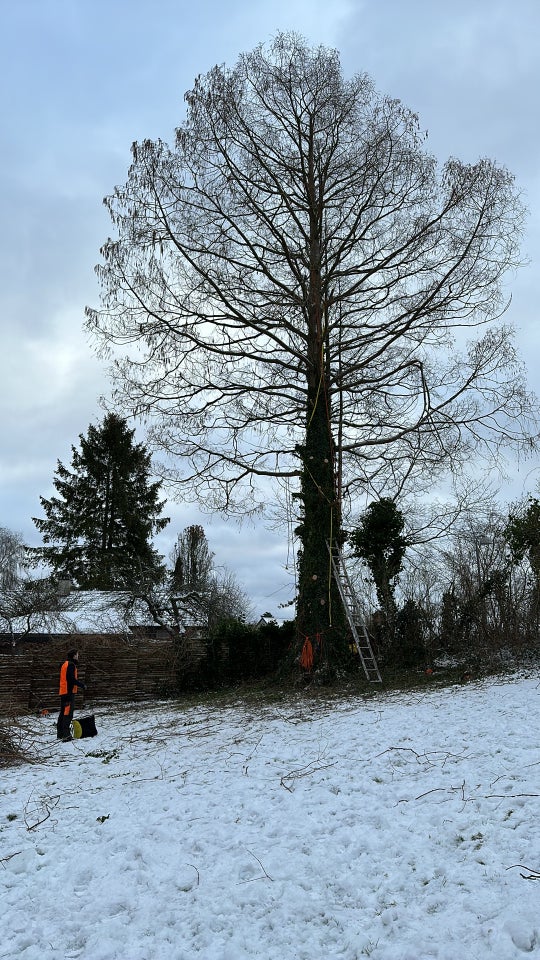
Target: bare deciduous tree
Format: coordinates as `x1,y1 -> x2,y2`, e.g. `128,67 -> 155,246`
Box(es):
1,527 -> 94,646
87,33 -> 537,659
0,526 -> 24,590
204,568 -> 252,631
124,528 -> 251,650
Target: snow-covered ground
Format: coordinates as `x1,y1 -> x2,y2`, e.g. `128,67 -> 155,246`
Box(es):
2,674 -> 540,960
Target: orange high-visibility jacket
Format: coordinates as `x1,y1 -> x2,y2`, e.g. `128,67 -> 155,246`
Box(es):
59,660 -> 78,696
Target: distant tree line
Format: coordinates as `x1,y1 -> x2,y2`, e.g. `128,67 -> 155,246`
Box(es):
5,417 -> 540,685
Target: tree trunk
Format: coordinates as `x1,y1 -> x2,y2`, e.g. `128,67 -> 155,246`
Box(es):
296,209 -> 347,665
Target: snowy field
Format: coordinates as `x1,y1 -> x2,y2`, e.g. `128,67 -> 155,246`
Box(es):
2,674 -> 540,960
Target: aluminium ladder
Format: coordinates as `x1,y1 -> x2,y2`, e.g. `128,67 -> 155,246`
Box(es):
327,542 -> 382,683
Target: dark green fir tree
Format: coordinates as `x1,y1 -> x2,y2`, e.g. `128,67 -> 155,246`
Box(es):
33,413 -> 169,589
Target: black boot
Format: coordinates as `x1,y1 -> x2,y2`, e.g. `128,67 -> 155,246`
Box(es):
60,718 -> 72,741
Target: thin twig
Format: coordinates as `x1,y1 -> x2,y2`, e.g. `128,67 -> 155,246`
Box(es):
237,848 -> 273,883
0,851 -> 22,869
24,792 -> 60,831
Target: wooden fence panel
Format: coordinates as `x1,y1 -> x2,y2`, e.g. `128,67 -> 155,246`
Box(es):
0,638 -> 179,716
135,648 -> 177,698
0,655 -> 33,714
84,654 -> 138,700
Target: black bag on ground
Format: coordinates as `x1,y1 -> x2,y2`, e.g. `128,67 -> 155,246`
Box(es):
74,715 -> 98,739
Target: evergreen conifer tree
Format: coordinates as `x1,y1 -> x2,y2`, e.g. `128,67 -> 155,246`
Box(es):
33,413 -> 169,589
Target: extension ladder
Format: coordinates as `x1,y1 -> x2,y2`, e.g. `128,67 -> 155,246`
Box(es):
327,542 -> 382,683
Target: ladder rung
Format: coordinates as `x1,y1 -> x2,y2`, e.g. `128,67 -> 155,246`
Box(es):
327,542 -> 382,683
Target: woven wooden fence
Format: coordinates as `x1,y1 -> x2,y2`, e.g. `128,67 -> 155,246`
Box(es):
0,635 -> 185,716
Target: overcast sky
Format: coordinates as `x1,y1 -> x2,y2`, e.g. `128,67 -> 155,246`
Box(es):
1,0 -> 539,616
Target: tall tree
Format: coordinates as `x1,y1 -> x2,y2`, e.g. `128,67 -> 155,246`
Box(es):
169,524 -> 251,628
171,524 -> 213,594
86,34 -> 536,659
33,413 -> 169,589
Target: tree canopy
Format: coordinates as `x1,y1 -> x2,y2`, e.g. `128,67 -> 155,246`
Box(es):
171,524 -> 213,594
505,497 -> 540,592
33,413 -> 169,589
87,33 -> 537,656
170,524 -> 251,629
351,497 -> 407,627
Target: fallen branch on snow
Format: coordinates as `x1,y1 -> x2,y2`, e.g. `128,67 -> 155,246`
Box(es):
506,864 -> 540,881
280,759 -> 336,792
237,848 -> 273,883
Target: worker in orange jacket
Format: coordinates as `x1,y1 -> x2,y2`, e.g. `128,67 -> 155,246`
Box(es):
57,649 -> 86,741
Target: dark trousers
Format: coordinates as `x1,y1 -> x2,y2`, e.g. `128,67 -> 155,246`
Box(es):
57,694 -> 74,739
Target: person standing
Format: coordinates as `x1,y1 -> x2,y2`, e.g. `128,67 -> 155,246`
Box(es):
57,649 -> 86,741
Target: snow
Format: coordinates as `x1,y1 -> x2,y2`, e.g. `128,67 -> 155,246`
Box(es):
2,674 -> 540,959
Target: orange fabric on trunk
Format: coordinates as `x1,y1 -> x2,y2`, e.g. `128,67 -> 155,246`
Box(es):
300,638 -> 314,670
